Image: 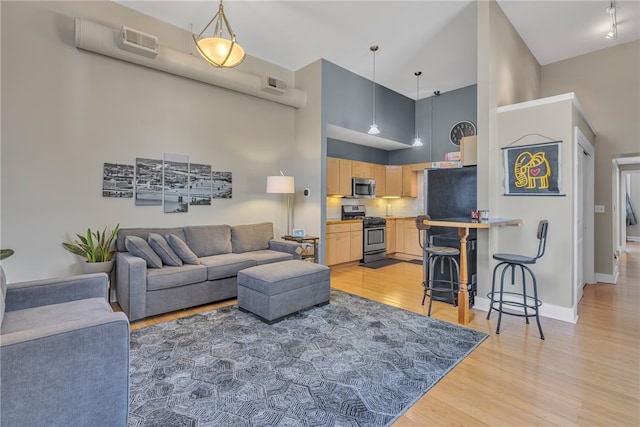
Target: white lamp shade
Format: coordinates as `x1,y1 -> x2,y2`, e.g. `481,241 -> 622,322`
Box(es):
266,176 -> 295,194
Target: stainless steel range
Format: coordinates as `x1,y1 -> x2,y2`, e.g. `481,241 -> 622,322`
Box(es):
362,216 -> 386,264
340,206 -> 387,264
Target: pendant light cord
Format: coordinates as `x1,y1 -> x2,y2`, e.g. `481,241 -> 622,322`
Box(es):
371,45 -> 378,124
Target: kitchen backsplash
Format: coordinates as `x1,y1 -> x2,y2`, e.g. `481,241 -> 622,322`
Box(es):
327,195 -> 424,220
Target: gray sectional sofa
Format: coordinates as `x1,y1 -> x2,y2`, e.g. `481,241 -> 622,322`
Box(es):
115,222 -> 302,321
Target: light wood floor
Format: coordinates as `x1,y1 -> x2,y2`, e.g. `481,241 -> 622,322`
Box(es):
126,244 -> 640,426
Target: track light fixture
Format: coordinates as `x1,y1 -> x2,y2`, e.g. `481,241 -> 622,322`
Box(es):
606,1 -> 618,39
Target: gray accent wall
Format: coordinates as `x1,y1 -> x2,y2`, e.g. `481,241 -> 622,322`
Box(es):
322,60 -> 415,145
326,139 -> 388,164
390,85 -> 477,165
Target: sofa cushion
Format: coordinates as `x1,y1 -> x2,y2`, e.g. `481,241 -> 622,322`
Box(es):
148,233 -> 183,267
231,223 -> 274,253
198,254 -> 257,281
166,234 -> 200,265
244,250 -> 293,265
125,236 -> 163,269
1,297 -> 111,335
146,265 -> 207,291
184,225 -> 232,257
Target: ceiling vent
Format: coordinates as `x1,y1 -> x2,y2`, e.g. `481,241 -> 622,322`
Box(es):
118,26 -> 158,58
261,76 -> 287,95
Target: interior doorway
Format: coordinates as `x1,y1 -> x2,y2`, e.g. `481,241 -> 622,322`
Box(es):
574,127 -> 595,306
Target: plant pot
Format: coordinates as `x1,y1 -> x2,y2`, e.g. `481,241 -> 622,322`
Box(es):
83,260 -> 114,274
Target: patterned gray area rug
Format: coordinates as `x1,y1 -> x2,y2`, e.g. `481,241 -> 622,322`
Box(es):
128,290 -> 488,427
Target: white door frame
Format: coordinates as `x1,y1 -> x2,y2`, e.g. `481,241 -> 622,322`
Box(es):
574,127 -> 595,309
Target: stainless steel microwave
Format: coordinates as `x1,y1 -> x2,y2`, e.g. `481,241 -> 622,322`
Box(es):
352,178 -> 376,198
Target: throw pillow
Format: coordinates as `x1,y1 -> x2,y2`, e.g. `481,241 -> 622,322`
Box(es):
148,233 -> 183,267
231,222 -> 273,253
125,236 -> 163,269
166,234 -> 200,265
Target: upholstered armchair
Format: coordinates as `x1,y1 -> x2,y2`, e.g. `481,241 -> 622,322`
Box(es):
0,269 -> 130,426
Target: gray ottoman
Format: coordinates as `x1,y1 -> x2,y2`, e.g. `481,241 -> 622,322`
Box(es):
237,260 -> 330,324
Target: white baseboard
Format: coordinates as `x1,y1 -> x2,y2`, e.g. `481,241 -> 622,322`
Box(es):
475,297 -> 578,324
595,272 -> 618,284
626,236 -> 640,242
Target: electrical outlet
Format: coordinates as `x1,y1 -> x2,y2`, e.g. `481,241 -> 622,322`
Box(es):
594,205 -> 605,213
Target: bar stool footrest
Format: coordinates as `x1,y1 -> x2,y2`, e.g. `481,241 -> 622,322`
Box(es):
486,291 -> 542,318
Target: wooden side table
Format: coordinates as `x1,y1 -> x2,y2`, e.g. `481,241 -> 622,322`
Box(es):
281,236 -> 319,263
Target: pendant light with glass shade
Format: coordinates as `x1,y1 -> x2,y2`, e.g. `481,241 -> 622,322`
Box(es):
412,71 -> 424,147
193,0 -> 245,68
368,45 -> 380,135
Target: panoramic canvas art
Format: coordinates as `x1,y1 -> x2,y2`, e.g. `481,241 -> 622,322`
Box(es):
164,153 -> 189,213
135,158 -> 163,206
102,162 -> 133,198
212,171 -> 232,199
189,163 -> 212,206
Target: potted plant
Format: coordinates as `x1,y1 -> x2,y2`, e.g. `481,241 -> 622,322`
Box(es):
0,249 -> 14,260
62,224 -> 120,274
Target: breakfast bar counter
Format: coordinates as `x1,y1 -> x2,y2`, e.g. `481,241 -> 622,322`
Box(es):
419,217 -> 523,325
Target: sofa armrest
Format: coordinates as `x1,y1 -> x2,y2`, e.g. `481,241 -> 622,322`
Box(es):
1,312 -> 130,426
115,251 -> 148,321
5,273 -> 108,312
268,239 -> 303,260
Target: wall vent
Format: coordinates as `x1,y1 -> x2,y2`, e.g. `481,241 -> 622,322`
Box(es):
118,26 -> 158,58
261,76 -> 287,94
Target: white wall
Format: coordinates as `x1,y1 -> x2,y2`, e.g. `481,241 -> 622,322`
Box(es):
476,0 -> 541,303
0,1 -> 304,282
541,40 -> 640,276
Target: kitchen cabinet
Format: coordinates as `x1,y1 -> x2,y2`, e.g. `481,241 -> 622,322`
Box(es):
374,164 -> 386,197
385,165 -> 402,197
402,165 -> 417,197
352,161 -> 374,179
327,157 -> 352,196
350,222 -> 363,261
402,219 -> 422,257
386,219 -> 396,254
326,222 -> 363,266
390,218 -> 423,258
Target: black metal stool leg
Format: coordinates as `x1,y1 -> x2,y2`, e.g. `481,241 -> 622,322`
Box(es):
527,265 -> 545,340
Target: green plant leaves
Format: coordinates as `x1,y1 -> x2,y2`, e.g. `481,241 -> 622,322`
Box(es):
0,249 -> 14,260
62,224 -> 120,263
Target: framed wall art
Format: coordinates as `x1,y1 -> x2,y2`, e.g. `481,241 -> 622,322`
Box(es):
502,141 -> 564,196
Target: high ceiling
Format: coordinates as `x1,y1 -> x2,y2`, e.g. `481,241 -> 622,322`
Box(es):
115,1 -> 640,99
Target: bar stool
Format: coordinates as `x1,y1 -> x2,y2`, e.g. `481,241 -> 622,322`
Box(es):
415,215 -> 460,317
486,220 -> 548,339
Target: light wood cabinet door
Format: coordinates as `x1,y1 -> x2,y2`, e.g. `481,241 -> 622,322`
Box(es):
385,165 -> 402,197
402,165 -> 417,197
326,231 -> 350,265
395,219 -> 405,254
327,157 -> 339,195
327,157 -> 352,196
352,161 -> 374,179
403,220 -> 423,257
350,230 -> 363,261
338,159 -> 352,196
386,220 -> 396,254
374,164 -> 386,197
